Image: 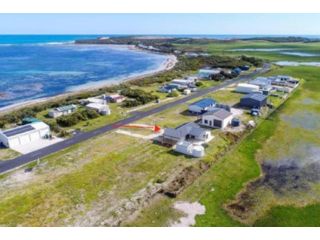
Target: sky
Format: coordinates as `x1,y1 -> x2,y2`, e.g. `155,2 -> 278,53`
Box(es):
0,13 -> 319,35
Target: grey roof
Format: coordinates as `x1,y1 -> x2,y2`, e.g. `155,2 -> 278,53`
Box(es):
242,93 -> 267,102
2,125 -> 35,137
203,108 -> 232,120
163,128 -> 184,139
164,122 -> 208,139
249,78 -> 272,86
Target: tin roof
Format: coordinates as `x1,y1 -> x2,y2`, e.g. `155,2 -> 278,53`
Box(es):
189,98 -> 216,109
242,93 -> 267,102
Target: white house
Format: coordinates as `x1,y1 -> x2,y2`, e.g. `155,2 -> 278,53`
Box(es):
235,83 -> 260,94
201,108 -> 233,129
0,122 -> 50,148
48,104 -> 77,118
86,102 -> 111,115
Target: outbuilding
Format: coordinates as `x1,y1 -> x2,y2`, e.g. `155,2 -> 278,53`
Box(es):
201,108 -> 233,129
188,98 -> 216,114
235,83 -> 260,94
0,122 -> 50,148
240,93 -> 268,108
174,141 -> 205,158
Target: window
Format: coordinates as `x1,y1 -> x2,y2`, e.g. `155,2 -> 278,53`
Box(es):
204,119 -> 208,124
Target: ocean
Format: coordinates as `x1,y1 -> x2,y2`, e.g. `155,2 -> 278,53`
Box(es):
0,35 -> 169,108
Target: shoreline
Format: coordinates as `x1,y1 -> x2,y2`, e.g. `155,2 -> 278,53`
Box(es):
0,50 -> 177,115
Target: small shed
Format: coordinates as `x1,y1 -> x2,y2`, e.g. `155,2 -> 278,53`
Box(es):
240,93 -> 267,108
188,98 -> 216,114
174,141 -> 205,158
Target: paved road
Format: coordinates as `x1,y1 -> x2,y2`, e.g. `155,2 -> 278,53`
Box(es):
0,64 -> 270,174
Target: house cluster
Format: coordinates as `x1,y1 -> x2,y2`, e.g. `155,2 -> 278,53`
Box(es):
236,75 -> 299,96
79,94 -> 124,116
159,97 -> 237,158
198,65 -> 250,80
159,76 -> 199,94
235,75 -> 298,115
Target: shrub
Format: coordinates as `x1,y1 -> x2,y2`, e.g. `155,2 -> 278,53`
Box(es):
81,109 -> 100,119
167,91 -> 179,97
120,88 -> 158,105
195,81 -> 204,87
0,121 -> 5,129
122,99 -> 142,108
56,112 -> 85,127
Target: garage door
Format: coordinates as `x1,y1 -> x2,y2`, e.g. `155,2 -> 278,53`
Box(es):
213,119 -> 222,128
9,137 -> 20,147
30,132 -> 40,141
19,134 -> 31,145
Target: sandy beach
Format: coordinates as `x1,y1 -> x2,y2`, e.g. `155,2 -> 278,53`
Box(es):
0,50 -> 177,115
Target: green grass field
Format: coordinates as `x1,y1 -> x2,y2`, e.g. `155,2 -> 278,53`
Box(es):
127,43 -> 320,227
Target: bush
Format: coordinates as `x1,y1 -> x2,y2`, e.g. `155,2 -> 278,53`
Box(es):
58,129 -> 70,138
0,120 -> 5,129
47,121 -> 61,133
56,112 -> 85,127
195,81 -> 204,87
167,91 -> 179,97
122,99 -> 142,108
240,55 -> 263,67
81,109 -> 100,119
120,88 -> 158,105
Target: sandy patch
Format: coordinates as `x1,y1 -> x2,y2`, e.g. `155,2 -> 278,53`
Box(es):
171,201 -> 205,227
115,129 -> 164,140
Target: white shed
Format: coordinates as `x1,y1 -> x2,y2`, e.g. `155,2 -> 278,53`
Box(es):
235,83 -> 260,94
0,122 -> 50,148
175,141 -> 205,158
201,108 -> 233,129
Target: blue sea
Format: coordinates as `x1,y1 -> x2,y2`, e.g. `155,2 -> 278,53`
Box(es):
0,35 -> 169,108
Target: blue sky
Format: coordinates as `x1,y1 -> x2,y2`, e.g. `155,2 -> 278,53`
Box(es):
0,14 -> 319,35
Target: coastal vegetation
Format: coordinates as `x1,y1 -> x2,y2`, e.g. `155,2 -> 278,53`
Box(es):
56,109 -> 100,127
